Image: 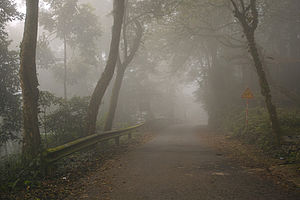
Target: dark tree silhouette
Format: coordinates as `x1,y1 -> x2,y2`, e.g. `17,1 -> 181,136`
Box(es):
230,0 -> 281,144
104,20 -> 143,131
20,0 -> 41,160
86,0 -> 125,135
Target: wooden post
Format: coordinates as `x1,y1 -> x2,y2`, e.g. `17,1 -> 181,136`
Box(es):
41,159 -> 54,176
246,98 -> 249,131
115,137 -> 120,145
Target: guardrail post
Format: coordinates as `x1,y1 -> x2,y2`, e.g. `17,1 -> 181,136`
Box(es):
43,123 -> 144,168
41,155 -> 54,176
115,136 -> 120,145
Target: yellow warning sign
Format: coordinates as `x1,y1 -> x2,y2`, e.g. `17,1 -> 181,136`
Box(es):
241,88 -> 254,99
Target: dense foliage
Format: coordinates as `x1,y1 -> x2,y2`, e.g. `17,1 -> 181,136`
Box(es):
0,40 -> 21,144
40,0 -> 102,64
0,0 -> 23,145
38,91 -> 90,147
0,0 -> 22,41
221,107 -> 300,161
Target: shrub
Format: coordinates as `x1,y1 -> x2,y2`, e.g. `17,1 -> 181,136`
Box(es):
43,96 -> 90,147
220,107 -> 300,160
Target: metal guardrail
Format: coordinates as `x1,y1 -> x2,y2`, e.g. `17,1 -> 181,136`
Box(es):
42,123 -> 145,165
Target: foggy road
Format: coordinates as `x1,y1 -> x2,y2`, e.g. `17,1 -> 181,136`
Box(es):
82,125 -> 299,200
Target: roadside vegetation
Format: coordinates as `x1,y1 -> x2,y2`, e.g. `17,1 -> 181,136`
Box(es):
220,107 -> 300,162
1,0 -> 300,198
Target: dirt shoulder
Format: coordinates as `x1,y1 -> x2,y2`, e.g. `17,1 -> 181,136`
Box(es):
3,131 -> 154,200
200,128 -> 300,192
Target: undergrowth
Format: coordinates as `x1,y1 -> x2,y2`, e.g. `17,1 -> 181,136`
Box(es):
220,107 -> 300,163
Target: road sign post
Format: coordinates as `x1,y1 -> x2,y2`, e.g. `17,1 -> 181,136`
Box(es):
241,88 -> 254,131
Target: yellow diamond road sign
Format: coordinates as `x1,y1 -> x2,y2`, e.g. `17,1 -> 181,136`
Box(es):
241,88 -> 254,99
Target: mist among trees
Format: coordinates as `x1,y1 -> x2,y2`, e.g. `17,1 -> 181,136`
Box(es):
1,0 -> 300,199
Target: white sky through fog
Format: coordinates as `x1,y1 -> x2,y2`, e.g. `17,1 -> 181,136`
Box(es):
9,0 -> 51,26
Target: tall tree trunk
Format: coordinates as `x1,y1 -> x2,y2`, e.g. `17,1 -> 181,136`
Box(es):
231,0 -> 281,144
104,20 -> 143,131
246,34 -> 281,144
20,0 -> 41,161
86,0 -> 125,135
63,35 -> 67,99
104,63 -> 125,131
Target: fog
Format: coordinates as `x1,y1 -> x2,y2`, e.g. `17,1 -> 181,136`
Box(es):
8,0 -> 208,120
2,0 -> 300,151
2,0 -> 300,199
2,0 -> 299,149
2,0 -> 211,156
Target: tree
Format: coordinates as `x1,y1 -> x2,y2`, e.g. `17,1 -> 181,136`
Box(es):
0,1 -> 23,145
40,0 -> 101,99
36,34 -> 56,69
150,0 -> 243,127
103,0 -> 185,130
19,0 -> 41,161
259,0 -> 300,107
86,0 -> 125,135
230,0 -> 281,144
0,0 -> 22,41
104,17 -> 143,131
0,40 -> 22,145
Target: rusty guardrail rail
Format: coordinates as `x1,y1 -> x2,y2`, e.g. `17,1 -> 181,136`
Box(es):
42,123 -> 145,165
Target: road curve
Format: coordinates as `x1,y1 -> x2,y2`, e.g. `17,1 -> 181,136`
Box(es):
87,125 -> 300,200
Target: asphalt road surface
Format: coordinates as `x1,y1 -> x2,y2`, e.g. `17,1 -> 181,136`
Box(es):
84,125 -> 300,200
